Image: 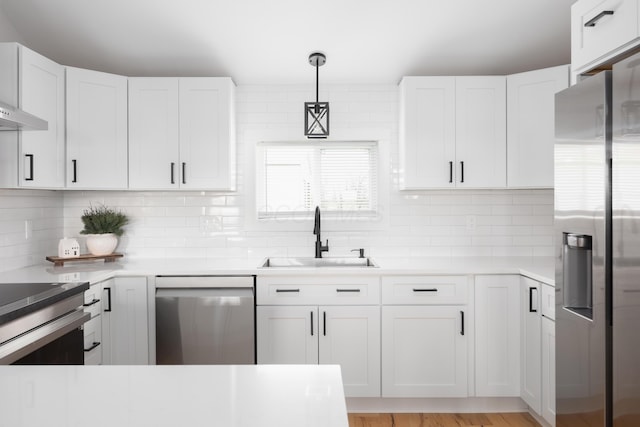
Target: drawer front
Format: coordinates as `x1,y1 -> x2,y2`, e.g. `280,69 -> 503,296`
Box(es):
257,275 -> 380,305
572,0 -> 639,71
83,283 -> 102,318
83,315 -> 102,365
381,275 -> 469,305
541,283 -> 556,320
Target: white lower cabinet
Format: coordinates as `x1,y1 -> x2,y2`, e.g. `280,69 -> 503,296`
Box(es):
380,275 -> 469,398
257,305 -> 318,364
256,275 -> 381,397
521,276 -> 542,412
257,304 -> 380,397
381,305 -> 468,397
542,315 -> 556,426
83,281 -> 104,365
474,275 -> 521,397
521,275 -> 556,426
101,277 -> 149,365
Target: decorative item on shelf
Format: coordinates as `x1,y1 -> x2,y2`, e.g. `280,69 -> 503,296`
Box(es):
304,52 -> 329,139
80,204 -> 128,256
57,237 -> 80,258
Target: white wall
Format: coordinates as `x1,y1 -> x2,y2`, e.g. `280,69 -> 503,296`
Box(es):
60,84 -> 554,261
0,6 -> 23,43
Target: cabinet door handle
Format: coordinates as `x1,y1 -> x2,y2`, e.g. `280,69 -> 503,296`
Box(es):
460,161 -> 464,183
413,288 -> 438,292
336,288 -> 360,293
104,287 -> 112,312
310,311 -> 314,336
460,311 -> 465,336
275,288 -> 300,293
182,162 -> 186,184
25,154 -> 34,181
449,161 -> 453,183
83,298 -> 100,307
584,10 -> 614,27
72,159 -> 77,183
323,311 -> 327,336
170,162 -> 175,184
529,287 -> 538,313
84,341 -> 100,352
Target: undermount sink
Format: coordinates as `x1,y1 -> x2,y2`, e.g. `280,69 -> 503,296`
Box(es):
260,257 -> 378,268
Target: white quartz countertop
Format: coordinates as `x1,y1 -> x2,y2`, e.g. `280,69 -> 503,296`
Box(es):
0,365 -> 348,427
0,256 -> 555,285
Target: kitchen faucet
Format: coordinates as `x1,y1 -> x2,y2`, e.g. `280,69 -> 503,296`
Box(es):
313,206 -> 329,258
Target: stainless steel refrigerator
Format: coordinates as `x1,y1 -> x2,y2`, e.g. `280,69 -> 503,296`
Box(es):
555,52 -> 640,427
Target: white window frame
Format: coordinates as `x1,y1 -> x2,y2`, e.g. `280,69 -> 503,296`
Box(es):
255,140 -> 378,219
243,129 -> 390,232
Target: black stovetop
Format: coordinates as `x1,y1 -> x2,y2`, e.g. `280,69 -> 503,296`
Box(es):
0,281 -> 89,325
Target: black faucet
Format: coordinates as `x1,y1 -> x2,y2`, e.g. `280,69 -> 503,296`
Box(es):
313,206 -> 329,258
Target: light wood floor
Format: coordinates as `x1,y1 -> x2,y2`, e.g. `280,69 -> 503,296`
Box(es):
348,412 -> 541,427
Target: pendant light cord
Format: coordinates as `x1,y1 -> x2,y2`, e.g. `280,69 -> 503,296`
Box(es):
316,61 -> 319,103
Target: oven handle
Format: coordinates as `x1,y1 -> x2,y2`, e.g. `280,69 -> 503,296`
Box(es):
0,309 -> 90,365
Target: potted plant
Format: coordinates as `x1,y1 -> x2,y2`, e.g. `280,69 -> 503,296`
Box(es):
80,205 -> 128,256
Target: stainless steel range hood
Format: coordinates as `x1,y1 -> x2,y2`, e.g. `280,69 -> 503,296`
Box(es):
0,100 -> 47,131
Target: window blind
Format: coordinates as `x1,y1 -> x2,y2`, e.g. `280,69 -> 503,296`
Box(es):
257,141 -> 378,219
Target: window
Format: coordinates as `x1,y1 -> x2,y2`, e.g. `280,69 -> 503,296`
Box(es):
256,141 -> 378,219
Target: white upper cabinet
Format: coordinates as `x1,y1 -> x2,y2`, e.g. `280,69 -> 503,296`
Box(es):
507,65 -> 569,188
66,67 -> 128,189
0,43 -> 65,189
128,78 -> 179,189
399,76 -> 506,189
128,77 -> 236,190
455,76 -> 506,188
399,76 -> 455,189
572,0 -> 640,74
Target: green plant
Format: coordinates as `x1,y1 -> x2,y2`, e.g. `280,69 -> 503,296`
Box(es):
80,205 -> 129,236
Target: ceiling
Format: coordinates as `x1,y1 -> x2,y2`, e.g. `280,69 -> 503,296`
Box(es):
0,0 -> 577,85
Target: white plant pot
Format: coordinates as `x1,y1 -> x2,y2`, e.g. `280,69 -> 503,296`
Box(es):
85,233 -> 118,256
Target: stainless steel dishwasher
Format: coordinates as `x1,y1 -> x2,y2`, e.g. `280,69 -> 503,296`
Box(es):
155,276 -> 255,365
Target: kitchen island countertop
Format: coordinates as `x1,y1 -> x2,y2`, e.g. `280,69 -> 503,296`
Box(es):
0,364 -> 348,427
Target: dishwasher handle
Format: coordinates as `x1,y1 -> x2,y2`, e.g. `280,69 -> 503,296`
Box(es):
156,288 -> 254,298
155,276 -> 254,289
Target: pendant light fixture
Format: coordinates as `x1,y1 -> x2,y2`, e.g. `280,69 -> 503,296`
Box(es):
304,52 -> 329,138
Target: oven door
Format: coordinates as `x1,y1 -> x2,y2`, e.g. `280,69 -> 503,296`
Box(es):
0,309 -> 90,365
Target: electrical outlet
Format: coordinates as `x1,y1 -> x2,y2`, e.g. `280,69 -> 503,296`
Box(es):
24,220 -> 32,240
465,215 -> 476,231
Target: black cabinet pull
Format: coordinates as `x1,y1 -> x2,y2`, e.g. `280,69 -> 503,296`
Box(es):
460,311 -> 465,336
310,311 -> 314,336
323,311 -> 327,336
584,10 -> 614,27
25,154 -> 34,181
413,288 -> 438,292
336,288 -> 360,293
72,159 -> 77,183
529,287 -> 538,313
83,298 -> 100,307
276,288 -> 300,293
182,162 -> 186,184
170,162 -> 175,184
104,287 -> 112,312
84,341 -> 100,352
449,161 -> 453,183
460,161 -> 464,183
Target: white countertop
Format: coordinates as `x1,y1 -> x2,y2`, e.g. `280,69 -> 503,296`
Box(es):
0,365 -> 348,427
0,256 -> 555,285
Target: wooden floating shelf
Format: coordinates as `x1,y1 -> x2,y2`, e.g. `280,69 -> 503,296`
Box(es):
46,252 -> 124,267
